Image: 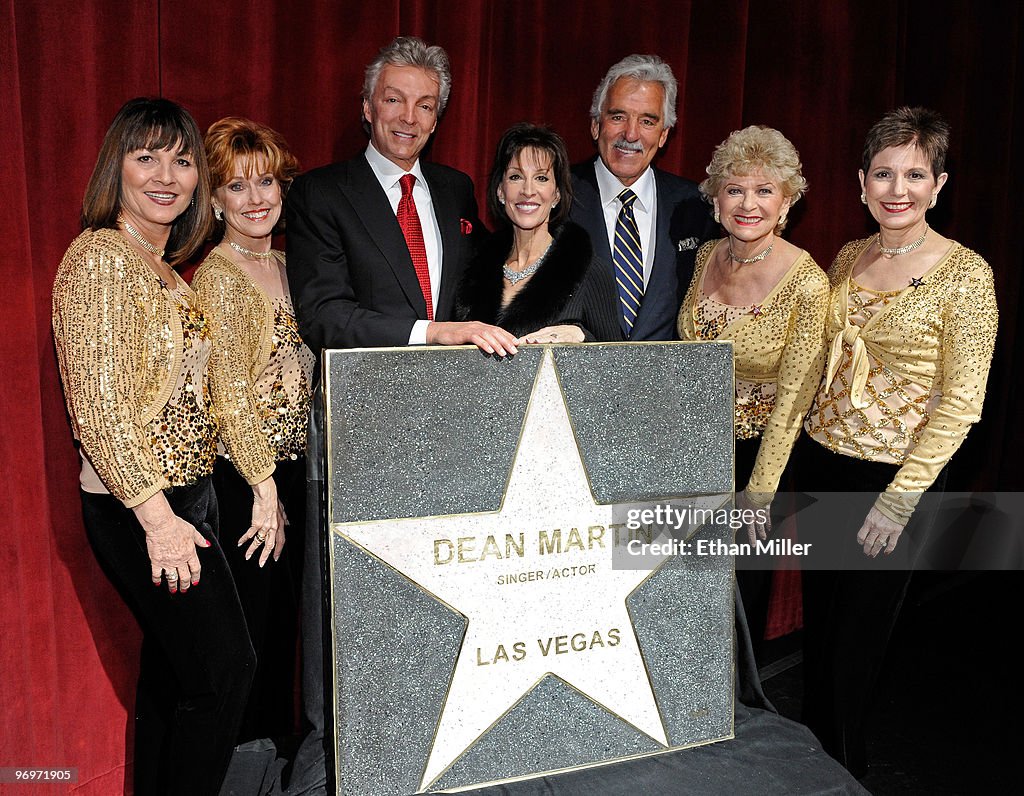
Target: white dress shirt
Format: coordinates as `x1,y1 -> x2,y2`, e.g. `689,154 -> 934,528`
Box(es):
364,143 -> 443,344
594,159 -> 658,288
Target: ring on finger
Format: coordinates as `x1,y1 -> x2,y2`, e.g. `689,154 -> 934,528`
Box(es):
166,572 -> 179,581
255,531 -> 268,543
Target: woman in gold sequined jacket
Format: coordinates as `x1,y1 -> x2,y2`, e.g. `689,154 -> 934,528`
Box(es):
51,98 -> 254,796
797,107 -> 998,777
677,126 -> 828,656
191,117 -> 312,741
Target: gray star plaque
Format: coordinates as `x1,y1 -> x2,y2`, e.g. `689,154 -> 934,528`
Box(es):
324,342 -> 735,794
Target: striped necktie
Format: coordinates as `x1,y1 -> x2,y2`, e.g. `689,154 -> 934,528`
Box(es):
613,188 -> 644,337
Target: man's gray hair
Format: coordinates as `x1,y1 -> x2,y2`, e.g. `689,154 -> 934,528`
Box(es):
362,36 -> 452,116
589,54 -> 677,129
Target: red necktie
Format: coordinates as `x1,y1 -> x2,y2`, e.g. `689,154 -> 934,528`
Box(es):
396,173 -> 433,320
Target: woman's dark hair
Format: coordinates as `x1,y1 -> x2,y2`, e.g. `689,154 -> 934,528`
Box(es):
486,123 -> 573,228
81,97 -> 212,265
862,106 -> 950,178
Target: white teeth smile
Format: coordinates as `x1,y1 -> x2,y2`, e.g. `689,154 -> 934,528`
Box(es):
145,192 -> 176,200
882,202 -> 912,211
515,203 -> 540,211
394,131 -> 415,139
242,209 -> 271,221
735,216 -> 761,223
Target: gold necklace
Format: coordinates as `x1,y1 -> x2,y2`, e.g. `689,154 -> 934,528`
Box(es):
728,239 -> 773,264
119,216 -> 165,257
878,226 -> 928,258
228,240 -> 274,260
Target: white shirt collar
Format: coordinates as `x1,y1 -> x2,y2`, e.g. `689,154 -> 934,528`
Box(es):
364,142 -> 430,195
594,158 -> 656,213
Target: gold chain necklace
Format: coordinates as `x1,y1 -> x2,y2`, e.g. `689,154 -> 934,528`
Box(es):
878,226 -> 928,258
119,216 -> 165,258
228,240 -> 274,260
728,240 -> 773,264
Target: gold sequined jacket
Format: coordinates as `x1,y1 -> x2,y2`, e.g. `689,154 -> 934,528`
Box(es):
678,240 -> 829,504
819,237 -> 998,524
52,228 -> 206,507
190,250 -> 283,485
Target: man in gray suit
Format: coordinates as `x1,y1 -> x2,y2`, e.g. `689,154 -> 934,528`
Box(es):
570,54 -> 715,340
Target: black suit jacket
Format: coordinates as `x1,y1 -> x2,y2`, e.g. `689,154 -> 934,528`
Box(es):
569,159 -> 715,341
286,154 -> 484,351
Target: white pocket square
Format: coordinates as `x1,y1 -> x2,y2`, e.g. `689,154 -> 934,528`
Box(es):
677,237 -> 699,252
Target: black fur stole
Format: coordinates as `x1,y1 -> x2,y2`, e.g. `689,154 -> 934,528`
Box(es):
455,221 -> 594,337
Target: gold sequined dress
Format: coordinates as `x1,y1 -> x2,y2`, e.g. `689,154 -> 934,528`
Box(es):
804,237 -> 998,523
191,249 -> 314,482
52,228 -> 218,507
678,239 -> 829,504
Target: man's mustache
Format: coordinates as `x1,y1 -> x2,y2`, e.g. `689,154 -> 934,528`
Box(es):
612,137 -> 643,152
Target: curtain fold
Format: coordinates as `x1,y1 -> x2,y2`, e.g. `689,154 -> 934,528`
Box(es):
2,1 -> 1020,792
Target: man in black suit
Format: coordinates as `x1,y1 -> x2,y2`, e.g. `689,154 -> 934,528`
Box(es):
570,54 -> 715,340
571,55 -> 771,715
281,37 -> 515,795
287,37 -> 516,355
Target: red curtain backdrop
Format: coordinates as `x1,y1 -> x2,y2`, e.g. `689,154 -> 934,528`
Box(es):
2,1 -> 1020,791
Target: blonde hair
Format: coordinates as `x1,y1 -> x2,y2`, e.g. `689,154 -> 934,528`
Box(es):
700,126 -> 807,230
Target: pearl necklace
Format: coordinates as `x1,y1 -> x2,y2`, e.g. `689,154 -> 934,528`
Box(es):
878,226 -> 928,258
228,240 -> 274,260
503,239 -> 555,285
119,216 -> 165,257
728,240 -> 773,264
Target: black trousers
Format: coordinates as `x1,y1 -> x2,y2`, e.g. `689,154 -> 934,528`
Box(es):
81,478 -> 255,796
734,436 -> 778,664
280,389 -> 331,795
214,455 -> 306,742
795,435 -> 946,777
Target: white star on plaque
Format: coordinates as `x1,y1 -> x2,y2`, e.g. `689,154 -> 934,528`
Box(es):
335,350 -> 677,790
